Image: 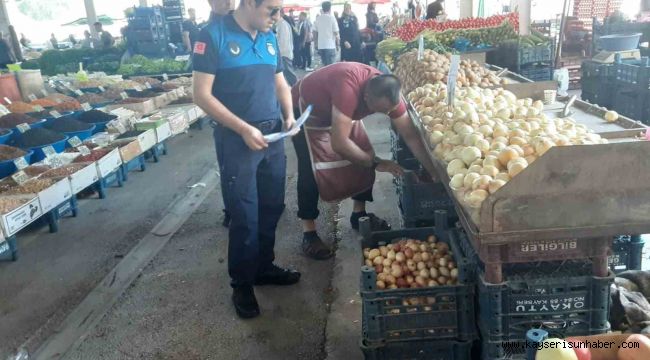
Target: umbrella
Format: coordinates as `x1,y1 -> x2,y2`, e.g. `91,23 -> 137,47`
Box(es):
62,15 -> 116,26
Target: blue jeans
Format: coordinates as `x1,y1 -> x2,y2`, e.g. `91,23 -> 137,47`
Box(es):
318,48 -> 336,66
213,120 -> 287,287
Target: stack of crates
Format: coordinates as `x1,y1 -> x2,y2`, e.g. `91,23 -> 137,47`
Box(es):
163,0 -> 185,45
359,212 -> 477,360
613,60 -> 650,124
581,60 -> 617,108
127,6 -> 170,57
390,129 -> 456,228
487,41 -> 554,81
573,0 -> 622,21
452,226 -> 615,359
610,235 -> 645,273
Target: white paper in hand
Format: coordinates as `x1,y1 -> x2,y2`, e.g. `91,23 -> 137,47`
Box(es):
263,105 -> 312,143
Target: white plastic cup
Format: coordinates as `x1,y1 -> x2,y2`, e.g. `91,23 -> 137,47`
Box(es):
543,90 -> 557,105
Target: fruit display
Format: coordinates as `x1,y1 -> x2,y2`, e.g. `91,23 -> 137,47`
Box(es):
394,49 -> 504,94
392,13 -> 519,42
407,83 -> 608,211
363,235 -> 459,290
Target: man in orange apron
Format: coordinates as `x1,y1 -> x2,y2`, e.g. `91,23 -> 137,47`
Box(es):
291,62 -> 436,259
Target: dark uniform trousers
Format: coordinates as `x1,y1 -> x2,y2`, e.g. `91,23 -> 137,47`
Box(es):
214,119 -> 286,287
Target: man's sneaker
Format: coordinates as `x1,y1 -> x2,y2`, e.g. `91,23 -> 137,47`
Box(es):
305,67 -> 314,72
255,264 -> 301,285
232,286 -> 260,319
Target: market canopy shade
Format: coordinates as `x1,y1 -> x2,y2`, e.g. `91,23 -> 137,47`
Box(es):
351,0 -> 391,4
62,15 -> 116,26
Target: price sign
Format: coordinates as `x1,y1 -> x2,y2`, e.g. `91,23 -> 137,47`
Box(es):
133,85 -> 143,92
16,123 -> 30,133
0,105 -> 10,115
41,89 -> 49,97
42,145 -> 57,158
98,86 -> 106,92
50,110 -> 62,118
447,55 -> 460,108
145,82 -> 152,89
33,105 -> 44,111
68,136 -> 82,148
81,103 -> 92,111
13,157 -> 28,170
49,156 -> 64,168
96,136 -> 109,147
120,92 -> 128,100
27,94 -> 37,101
3,97 -> 12,104
11,170 -> 30,186
78,145 -> 91,156
417,35 -> 424,61
75,89 -> 84,96
162,73 -> 169,81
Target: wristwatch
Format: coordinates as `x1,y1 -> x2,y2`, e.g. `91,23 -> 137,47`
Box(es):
371,156 -> 381,170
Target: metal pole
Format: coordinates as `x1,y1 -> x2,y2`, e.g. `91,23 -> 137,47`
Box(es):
555,0 -> 569,67
84,0 -> 99,39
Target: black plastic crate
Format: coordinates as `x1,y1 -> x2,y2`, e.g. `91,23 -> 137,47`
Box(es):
610,235 -> 645,273
519,65 -> 553,82
582,60 -> 615,80
360,213 -> 477,343
519,44 -> 553,65
396,171 -> 456,225
614,62 -> 650,90
580,78 -> 617,109
360,339 -> 473,360
613,89 -> 650,123
477,269 -> 613,342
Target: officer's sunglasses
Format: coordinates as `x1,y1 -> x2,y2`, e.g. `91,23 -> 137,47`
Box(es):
270,7 -> 281,17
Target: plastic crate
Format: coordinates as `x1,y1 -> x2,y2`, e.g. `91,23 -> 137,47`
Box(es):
360,339 -> 473,360
519,44 -> 553,66
609,235 -> 645,273
518,65 -> 553,82
359,212 -> 477,343
454,226 -> 612,284
580,78 -> 616,109
477,267 -> 613,342
613,89 -> 650,123
582,60 -> 614,80
396,170 -> 456,226
614,62 -> 650,90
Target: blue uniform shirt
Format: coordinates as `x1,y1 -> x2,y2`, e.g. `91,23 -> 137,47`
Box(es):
193,14 -> 283,124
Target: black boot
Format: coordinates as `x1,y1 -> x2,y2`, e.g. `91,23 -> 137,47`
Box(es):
222,210 -> 231,228
255,264 -> 301,285
232,286 -> 260,319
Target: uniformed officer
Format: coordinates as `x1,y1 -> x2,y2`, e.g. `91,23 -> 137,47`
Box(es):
193,0 -> 300,319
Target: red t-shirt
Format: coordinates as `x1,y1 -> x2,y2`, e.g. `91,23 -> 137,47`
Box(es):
291,63 -> 407,127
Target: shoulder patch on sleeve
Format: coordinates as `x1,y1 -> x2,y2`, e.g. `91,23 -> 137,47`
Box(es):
193,41 -> 207,55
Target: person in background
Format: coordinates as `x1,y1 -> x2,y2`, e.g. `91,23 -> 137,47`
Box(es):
19,33 -> 30,49
68,34 -> 78,47
183,8 -> 200,53
298,12 -> 314,71
391,2 -> 400,18
288,9 -> 301,69
0,31 -> 16,69
334,11 -> 340,21
314,1 -> 340,66
94,22 -> 114,49
339,3 -> 363,63
407,0 -> 416,19
49,33 -> 59,50
415,0 -> 423,19
277,9 -> 297,85
80,30 -> 93,49
208,0 -> 235,22
366,2 -> 379,30
193,0 -> 300,319
426,0 -> 444,20
290,63 -> 436,259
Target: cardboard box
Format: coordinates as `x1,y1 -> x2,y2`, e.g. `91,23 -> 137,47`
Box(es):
96,148 -> 122,178
106,99 -> 156,116
0,195 -> 42,237
69,162 -> 99,194
134,116 -> 168,131
38,178 -> 72,213
154,122 -> 172,143
117,139 -> 143,162
135,129 -> 156,152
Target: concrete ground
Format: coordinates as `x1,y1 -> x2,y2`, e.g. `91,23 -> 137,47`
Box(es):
0,113 -> 399,360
